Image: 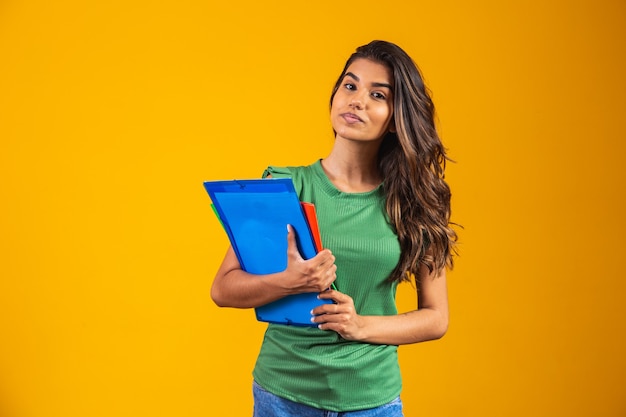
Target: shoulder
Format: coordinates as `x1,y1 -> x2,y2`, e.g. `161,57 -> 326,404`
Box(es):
262,161 -> 321,197
262,161 -> 319,180
262,166 -> 295,179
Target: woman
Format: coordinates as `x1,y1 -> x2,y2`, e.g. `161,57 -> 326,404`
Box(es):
212,40 -> 457,416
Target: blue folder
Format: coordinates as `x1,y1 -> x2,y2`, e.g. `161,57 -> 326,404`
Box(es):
203,178 -> 332,326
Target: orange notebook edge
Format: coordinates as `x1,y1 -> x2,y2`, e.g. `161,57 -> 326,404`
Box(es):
301,202 -> 338,291
300,202 -> 322,252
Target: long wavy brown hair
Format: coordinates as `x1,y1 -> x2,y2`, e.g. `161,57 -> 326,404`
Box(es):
330,40 -> 458,283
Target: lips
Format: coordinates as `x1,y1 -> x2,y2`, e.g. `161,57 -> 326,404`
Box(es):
341,112 -> 363,123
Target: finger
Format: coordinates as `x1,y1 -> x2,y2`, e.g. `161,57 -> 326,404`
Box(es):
316,322 -> 341,334
326,268 -> 338,289
314,249 -> 335,268
311,301 -> 340,316
317,289 -> 350,303
312,312 -> 351,333
311,292 -> 353,317
317,262 -> 336,279
316,313 -> 350,326
285,224 -> 303,260
317,321 -> 351,340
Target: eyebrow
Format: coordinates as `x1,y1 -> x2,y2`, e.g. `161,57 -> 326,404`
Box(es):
344,72 -> 393,90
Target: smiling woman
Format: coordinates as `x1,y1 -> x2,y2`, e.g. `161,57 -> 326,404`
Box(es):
211,40 -> 456,416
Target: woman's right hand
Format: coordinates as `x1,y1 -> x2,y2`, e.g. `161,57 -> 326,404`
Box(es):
281,224 -> 337,294
211,224 -> 337,308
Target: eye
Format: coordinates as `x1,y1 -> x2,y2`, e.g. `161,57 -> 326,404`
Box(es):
343,83 -> 356,91
372,91 -> 387,100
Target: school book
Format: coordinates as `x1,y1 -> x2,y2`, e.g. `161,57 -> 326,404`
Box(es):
203,178 -> 331,326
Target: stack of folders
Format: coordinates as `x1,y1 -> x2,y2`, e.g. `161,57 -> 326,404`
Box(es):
203,178 -> 331,326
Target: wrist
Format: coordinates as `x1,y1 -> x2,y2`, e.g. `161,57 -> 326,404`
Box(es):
261,270 -> 295,297
356,315 -> 372,342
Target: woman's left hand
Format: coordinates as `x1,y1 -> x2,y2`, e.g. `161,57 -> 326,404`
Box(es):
311,290 -> 366,341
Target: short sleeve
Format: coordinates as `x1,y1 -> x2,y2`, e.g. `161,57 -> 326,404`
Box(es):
262,166 -> 293,179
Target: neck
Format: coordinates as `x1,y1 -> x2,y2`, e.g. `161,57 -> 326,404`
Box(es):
321,138 -> 382,193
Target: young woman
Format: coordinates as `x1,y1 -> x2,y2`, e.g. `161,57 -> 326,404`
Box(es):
212,40 -> 457,416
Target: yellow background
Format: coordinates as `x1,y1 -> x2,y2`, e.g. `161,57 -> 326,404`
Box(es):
1,1 -> 625,416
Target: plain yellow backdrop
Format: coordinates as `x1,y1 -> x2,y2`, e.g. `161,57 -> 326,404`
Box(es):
1,1 -> 625,416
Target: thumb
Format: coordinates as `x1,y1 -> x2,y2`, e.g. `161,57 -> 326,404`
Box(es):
286,224 -> 303,260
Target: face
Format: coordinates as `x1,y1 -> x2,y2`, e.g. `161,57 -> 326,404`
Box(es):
330,58 -> 395,143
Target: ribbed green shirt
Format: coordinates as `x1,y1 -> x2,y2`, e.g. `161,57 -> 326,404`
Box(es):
252,160 -> 402,412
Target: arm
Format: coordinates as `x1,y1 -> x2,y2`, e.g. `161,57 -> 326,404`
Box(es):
312,260 -> 449,345
211,225 -> 338,308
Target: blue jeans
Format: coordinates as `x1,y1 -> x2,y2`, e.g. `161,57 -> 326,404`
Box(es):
253,381 -> 404,417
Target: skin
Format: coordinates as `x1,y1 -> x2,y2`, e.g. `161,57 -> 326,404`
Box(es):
211,226 -> 337,309
211,58 -> 449,345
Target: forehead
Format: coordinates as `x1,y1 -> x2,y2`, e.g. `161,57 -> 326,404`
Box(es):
344,58 -> 393,86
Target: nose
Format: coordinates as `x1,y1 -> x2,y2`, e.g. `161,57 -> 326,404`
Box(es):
349,98 -> 363,110
349,89 -> 366,109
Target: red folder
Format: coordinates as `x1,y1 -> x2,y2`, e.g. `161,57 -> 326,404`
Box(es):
301,202 -> 322,251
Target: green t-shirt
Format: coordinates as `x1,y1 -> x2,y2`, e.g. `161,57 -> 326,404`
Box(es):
252,160 -> 403,412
